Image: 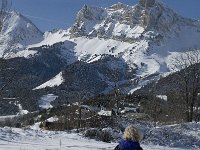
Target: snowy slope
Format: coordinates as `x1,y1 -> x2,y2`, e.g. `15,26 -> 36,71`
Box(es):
34,72 -> 64,90
0,122 -> 199,150
0,11 -> 43,57
26,0 -> 200,92
38,94 -> 58,109
66,0 -> 200,76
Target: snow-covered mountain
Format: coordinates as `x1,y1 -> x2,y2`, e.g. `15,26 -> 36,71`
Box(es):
1,0 -> 200,107
67,0 -> 200,66
0,2 -> 200,148
0,11 -> 43,56
70,0 -> 200,42
29,0 -> 200,93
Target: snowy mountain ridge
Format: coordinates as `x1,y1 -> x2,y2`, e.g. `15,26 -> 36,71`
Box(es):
0,11 -> 43,57
1,0 -> 200,94
69,0 -> 200,41
29,0 -> 200,92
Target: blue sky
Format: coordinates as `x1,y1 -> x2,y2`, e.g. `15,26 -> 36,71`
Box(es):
12,0 -> 200,32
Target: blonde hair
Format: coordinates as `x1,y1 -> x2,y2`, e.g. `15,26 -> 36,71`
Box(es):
123,125 -> 143,141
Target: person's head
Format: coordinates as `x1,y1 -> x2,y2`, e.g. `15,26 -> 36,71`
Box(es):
123,125 -> 143,142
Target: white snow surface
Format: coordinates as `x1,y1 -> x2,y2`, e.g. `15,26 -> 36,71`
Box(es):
121,107 -> 137,113
28,29 -> 69,48
4,49 -> 38,59
46,116 -> 59,122
98,110 -> 112,116
38,94 -> 58,109
34,72 -> 64,90
156,95 -> 168,101
17,104 -> 29,115
0,127 -> 192,150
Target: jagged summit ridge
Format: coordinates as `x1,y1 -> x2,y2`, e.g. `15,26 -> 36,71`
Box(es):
68,0 -> 190,43
76,5 -> 106,22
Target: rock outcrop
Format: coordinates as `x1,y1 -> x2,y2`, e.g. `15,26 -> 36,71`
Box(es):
69,0 -> 183,42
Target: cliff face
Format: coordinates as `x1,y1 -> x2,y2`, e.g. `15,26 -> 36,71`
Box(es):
68,0 -> 196,43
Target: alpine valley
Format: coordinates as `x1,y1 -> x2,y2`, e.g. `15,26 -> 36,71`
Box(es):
0,0 -> 200,115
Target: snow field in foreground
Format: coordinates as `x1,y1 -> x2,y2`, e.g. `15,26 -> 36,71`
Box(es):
0,127 -> 190,150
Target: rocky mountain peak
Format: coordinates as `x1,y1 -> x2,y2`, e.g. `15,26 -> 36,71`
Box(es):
109,2 -> 129,10
67,0 -> 200,51
0,11 -> 43,55
69,1 -> 183,42
76,5 -> 105,22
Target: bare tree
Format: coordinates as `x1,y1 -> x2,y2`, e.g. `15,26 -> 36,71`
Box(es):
170,50 -> 200,122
